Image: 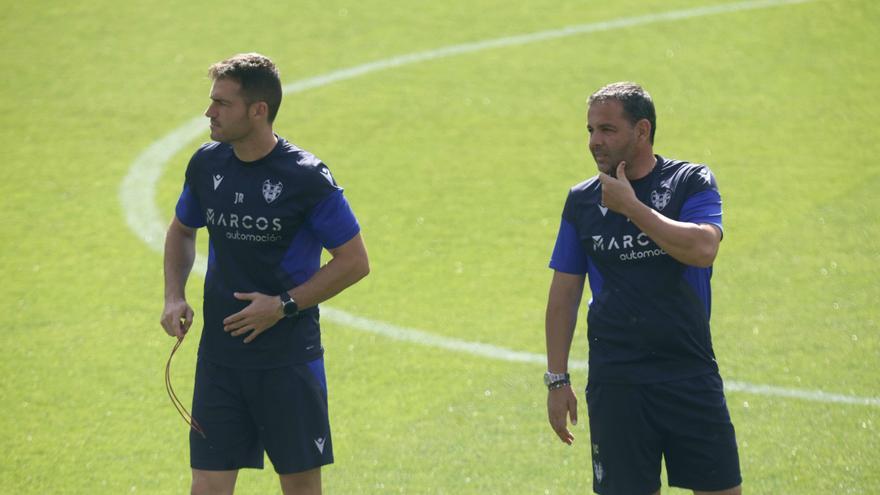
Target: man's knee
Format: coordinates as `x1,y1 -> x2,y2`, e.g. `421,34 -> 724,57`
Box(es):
279,467 -> 321,495
191,469 -> 237,495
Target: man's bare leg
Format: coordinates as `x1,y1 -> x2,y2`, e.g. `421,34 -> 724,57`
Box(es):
279,467 -> 321,495
191,469 -> 238,495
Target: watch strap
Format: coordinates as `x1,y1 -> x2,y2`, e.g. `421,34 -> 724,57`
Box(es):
547,378 -> 571,390
544,371 -> 570,390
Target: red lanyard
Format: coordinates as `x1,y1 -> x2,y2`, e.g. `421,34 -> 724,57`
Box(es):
165,336 -> 206,439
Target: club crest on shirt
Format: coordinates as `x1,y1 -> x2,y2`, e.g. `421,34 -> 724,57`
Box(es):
650,187 -> 671,211
262,179 -> 283,203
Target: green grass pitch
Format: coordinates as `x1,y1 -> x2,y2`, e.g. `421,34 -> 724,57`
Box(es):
1,0 -> 878,493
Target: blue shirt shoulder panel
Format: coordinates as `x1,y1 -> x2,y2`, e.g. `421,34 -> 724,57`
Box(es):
550,217 -> 589,275
175,142 -> 223,228
175,184 -> 206,228
308,190 -> 361,249
680,189 -> 723,234
550,179 -> 602,274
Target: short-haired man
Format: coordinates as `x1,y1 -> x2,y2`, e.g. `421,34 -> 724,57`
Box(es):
161,53 -> 369,495
545,82 -> 741,495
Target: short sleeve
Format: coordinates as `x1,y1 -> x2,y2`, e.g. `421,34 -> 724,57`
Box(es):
681,165 -> 722,235
680,189 -> 722,233
175,183 -> 205,228
307,190 -> 360,249
550,218 -> 589,274
684,165 -> 719,198
549,190 -> 589,275
295,153 -> 345,209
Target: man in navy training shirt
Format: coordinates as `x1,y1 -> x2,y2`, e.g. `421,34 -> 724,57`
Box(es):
161,53 -> 369,495
544,82 -> 741,495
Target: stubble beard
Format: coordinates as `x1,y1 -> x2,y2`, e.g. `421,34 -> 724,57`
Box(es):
593,152 -> 622,177
595,142 -> 636,178
211,121 -> 250,145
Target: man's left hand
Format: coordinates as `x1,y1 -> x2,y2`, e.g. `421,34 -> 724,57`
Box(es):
598,161 -> 639,216
223,292 -> 283,343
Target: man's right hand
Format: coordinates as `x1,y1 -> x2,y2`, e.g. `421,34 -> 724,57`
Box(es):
547,385 -> 578,445
161,299 -> 194,338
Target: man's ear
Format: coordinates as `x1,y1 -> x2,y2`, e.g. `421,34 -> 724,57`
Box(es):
636,119 -> 652,143
250,101 -> 269,120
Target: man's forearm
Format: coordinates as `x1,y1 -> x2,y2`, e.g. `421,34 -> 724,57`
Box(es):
164,223 -> 196,302
289,234 -> 369,309
545,272 -> 585,373
624,201 -> 719,268
546,305 -> 578,373
290,256 -> 367,309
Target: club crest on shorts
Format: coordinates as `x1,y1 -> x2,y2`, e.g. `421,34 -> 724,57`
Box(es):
262,179 -> 283,203
650,187 -> 671,211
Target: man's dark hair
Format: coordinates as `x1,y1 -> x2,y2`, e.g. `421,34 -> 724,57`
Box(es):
588,82 -> 656,144
209,53 -> 282,123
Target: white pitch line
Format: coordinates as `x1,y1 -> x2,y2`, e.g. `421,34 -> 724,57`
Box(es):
323,307 -> 880,407
322,307 -> 586,369
120,0 -> 880,408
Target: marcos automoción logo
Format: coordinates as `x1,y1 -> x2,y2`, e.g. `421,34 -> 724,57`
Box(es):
590,233 -> 666,261
206,208 -> 283,243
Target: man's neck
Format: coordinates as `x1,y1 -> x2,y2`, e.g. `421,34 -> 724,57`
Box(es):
624,147 -> 656,181
232,129 -> 278,163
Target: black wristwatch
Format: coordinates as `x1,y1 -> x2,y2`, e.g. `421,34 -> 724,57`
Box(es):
279,292 -> 299,318
544,371 -> 571,390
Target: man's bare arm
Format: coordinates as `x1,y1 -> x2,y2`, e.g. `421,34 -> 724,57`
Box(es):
161,216 -> 197,338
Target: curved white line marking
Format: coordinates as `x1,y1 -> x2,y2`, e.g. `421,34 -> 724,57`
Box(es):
120,0 -> 880,408
323,307 -> 880,407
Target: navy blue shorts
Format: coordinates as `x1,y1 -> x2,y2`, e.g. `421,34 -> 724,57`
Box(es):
585,373 -> 741,495
189,357 -> 333,474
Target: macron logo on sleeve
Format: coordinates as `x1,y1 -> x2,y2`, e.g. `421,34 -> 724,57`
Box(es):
314,437 -> 326,454
319,167 -> 334,185
699,168 -> 712,184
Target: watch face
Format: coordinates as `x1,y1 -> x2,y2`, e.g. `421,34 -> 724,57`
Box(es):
283,300 -> 298,317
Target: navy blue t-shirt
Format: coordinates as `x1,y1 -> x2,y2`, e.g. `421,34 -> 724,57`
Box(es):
550,155 -> 723,384
175,137 -> 360,368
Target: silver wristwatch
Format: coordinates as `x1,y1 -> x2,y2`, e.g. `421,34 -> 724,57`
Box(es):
544,371 -> 570,389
